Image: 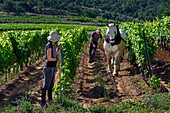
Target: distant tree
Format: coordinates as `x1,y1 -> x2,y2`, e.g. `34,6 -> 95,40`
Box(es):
14,2 -> 26,14
0,0 -> 169,21
0,0 -> 3,3
162,9 -> 170,16
0,4 -> 1,10
2,0 -> 15,13
101,12 -> 112,19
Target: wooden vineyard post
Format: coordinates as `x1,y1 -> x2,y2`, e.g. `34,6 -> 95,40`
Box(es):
142,30 -> 153,78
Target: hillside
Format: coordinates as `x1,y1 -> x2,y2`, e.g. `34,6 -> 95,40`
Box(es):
0,0 -> 170,21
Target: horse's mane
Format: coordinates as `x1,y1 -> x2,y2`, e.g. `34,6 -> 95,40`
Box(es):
114,25 -> 121,45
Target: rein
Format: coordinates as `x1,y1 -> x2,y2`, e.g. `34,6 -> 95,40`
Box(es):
121,37 -> 126,43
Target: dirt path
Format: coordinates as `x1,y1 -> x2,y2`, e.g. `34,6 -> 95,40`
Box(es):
0,56 -> 46,108
73,45 -> 147,107
72,43 -> 153,108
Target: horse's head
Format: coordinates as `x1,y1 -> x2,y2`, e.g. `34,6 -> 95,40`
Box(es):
106,23 -> 121,46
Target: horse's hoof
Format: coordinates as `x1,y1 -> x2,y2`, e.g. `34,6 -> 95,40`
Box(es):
107,72 -> 111,74
107,71 -> 112,74
113,73 -> 118,77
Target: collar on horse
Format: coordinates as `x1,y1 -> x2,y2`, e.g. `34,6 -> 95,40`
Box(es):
105,25 -> 126,45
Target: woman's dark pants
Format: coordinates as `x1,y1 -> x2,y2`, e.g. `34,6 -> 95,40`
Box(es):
41,67 -> 56,106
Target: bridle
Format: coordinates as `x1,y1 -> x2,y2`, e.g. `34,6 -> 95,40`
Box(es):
105,25 -> 126,46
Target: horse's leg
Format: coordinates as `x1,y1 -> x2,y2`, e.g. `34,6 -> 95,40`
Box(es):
107,55 -> 112,73
111,55 -> 114,67
118,45 -> 125,71
113,52 -> 120,76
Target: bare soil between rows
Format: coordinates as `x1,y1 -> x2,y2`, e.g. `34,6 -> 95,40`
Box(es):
72,43 -> 170,108
0,43 -> 169,109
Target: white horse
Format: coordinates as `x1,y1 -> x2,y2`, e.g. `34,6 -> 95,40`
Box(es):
103,23 -> 127,76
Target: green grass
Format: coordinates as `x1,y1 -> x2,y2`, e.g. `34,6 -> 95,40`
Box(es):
0,93 -> 169,113
0,13 -> 113,31
0,23 -> 102,31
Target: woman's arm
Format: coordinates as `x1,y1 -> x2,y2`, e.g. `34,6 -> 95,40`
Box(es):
47,48 -> 57,61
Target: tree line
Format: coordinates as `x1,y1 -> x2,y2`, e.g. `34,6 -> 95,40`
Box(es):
0,0 -> 170,22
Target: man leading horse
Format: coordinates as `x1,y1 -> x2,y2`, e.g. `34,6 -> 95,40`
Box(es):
89,28 -> 103,63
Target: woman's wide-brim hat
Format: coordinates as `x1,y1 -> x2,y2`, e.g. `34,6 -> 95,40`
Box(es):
47,31 -> 60,42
